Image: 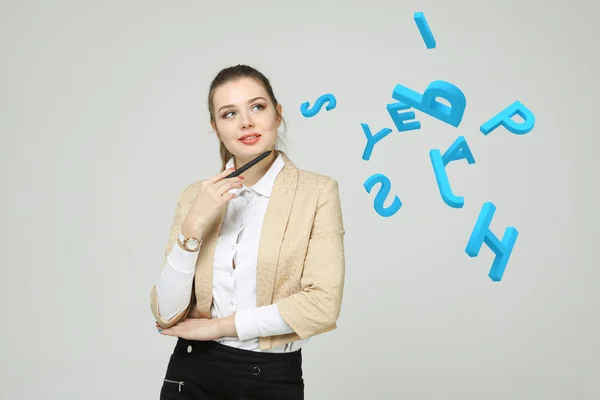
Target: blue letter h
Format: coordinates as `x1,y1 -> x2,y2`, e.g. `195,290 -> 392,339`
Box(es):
465,202 -> 519,282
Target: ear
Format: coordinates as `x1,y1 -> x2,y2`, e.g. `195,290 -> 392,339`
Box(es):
211,120 -> 221,140
276,103 -> 283,127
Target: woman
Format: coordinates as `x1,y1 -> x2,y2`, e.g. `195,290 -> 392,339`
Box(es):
151,64 -> 346,400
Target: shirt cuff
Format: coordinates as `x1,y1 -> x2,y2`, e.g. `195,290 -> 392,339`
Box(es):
166,235 -> 200,274
235,304 -> 296,341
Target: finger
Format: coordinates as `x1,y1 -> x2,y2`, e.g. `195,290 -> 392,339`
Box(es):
159,327 -> 174,336
206,167 -> 237,185
215,180 -> 244,196
220,192 -> 237,202
164,326 -> 188,339
214,176 -> 244,191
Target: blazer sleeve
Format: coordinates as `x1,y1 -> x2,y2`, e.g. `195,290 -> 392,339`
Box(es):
150,186 -> 196,328
276,178 -> 346,339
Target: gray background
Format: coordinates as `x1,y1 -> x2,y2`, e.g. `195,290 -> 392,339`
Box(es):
1,0 -> 598,399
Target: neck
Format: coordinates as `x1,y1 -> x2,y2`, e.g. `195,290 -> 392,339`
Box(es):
233,150 -> 277,187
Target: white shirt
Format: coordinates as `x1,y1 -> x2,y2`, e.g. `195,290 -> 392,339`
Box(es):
155,153 -> 308,352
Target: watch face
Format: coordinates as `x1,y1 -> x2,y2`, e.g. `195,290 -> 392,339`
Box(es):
185,238 -> 199,251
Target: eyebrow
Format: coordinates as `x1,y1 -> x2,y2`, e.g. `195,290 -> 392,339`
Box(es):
218,97 -> 267,113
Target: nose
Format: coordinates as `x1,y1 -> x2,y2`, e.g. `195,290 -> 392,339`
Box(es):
239,111 -> 254,129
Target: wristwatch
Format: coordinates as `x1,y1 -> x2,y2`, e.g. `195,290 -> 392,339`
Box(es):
177,231 -> 202,252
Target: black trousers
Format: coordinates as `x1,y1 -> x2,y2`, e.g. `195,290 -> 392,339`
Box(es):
159,338 -> 304,400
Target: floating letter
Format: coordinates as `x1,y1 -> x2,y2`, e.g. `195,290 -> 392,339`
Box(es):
414,12 -> 436,49
387,101 -> 421,132
430,136 -> 475,208
465,202 -> 519,282
480,100 -> 535,135
361,123 -> 393,161
441,135 -> 476,165
364,173 -> 402,217
300,93 -> 337,118
392,80 -> 466,127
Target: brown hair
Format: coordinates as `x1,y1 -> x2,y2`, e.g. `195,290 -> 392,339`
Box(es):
208,64 -> 287,171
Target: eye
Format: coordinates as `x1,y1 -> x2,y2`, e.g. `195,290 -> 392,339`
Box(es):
252,104 -> 265,111
223,111 -> 235,118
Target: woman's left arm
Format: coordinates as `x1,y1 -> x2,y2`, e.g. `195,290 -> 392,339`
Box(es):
217,178 -> 345,341
275,178 -> 346,339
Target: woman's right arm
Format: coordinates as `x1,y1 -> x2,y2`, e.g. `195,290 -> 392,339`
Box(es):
154,233 -> 201,321
151,169 -> 244,328
150,186 -> 202,328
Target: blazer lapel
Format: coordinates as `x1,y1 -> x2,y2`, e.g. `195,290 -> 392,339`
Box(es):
194,151 -> 299,317
256,151 -> 299,307
194,205 -> 227,318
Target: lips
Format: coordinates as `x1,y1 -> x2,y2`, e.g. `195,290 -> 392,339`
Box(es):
239,135 -> 261,145
239,133 -> 261,141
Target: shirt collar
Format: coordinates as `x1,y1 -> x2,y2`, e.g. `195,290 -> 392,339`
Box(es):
225,152 -> 284,198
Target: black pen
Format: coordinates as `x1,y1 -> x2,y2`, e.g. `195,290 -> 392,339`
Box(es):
224,150 -> 272,178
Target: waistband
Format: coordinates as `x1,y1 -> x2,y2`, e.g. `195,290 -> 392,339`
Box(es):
173,338 -> 301,364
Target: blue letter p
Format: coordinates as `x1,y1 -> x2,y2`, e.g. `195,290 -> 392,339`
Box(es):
480,100 -> 535,135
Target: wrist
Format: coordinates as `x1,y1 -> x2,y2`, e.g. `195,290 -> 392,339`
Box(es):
181,220 -> 205,239
216,314 -> 238,338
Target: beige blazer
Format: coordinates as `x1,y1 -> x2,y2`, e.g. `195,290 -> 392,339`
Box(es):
151,150 -> 346,351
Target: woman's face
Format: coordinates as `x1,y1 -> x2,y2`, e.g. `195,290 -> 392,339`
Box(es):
211,77 -> 281,164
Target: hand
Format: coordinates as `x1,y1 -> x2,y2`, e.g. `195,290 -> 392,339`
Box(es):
182,167 -> 245,236
156,318 -> 221,341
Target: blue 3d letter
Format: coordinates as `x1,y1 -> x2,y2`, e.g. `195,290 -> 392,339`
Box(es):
361,123 -> 393,161
430,136 -> 475,208
300,93 -> 337,118
387,101 -> 421,132
414,12 -> 436,49
364,173 -> 402,217
465,202 -> 519,282
392,80 -> 466,127
480,100 -> 535,135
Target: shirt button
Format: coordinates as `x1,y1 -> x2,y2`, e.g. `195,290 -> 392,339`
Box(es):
231,245 -> 235,250
187,345 -> 193,353
230,271 -> 234,276
240,224 -> 244,228
230,300 -> 235,306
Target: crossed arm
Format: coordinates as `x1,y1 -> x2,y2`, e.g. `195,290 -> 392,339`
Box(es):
150,178 -> 345,342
